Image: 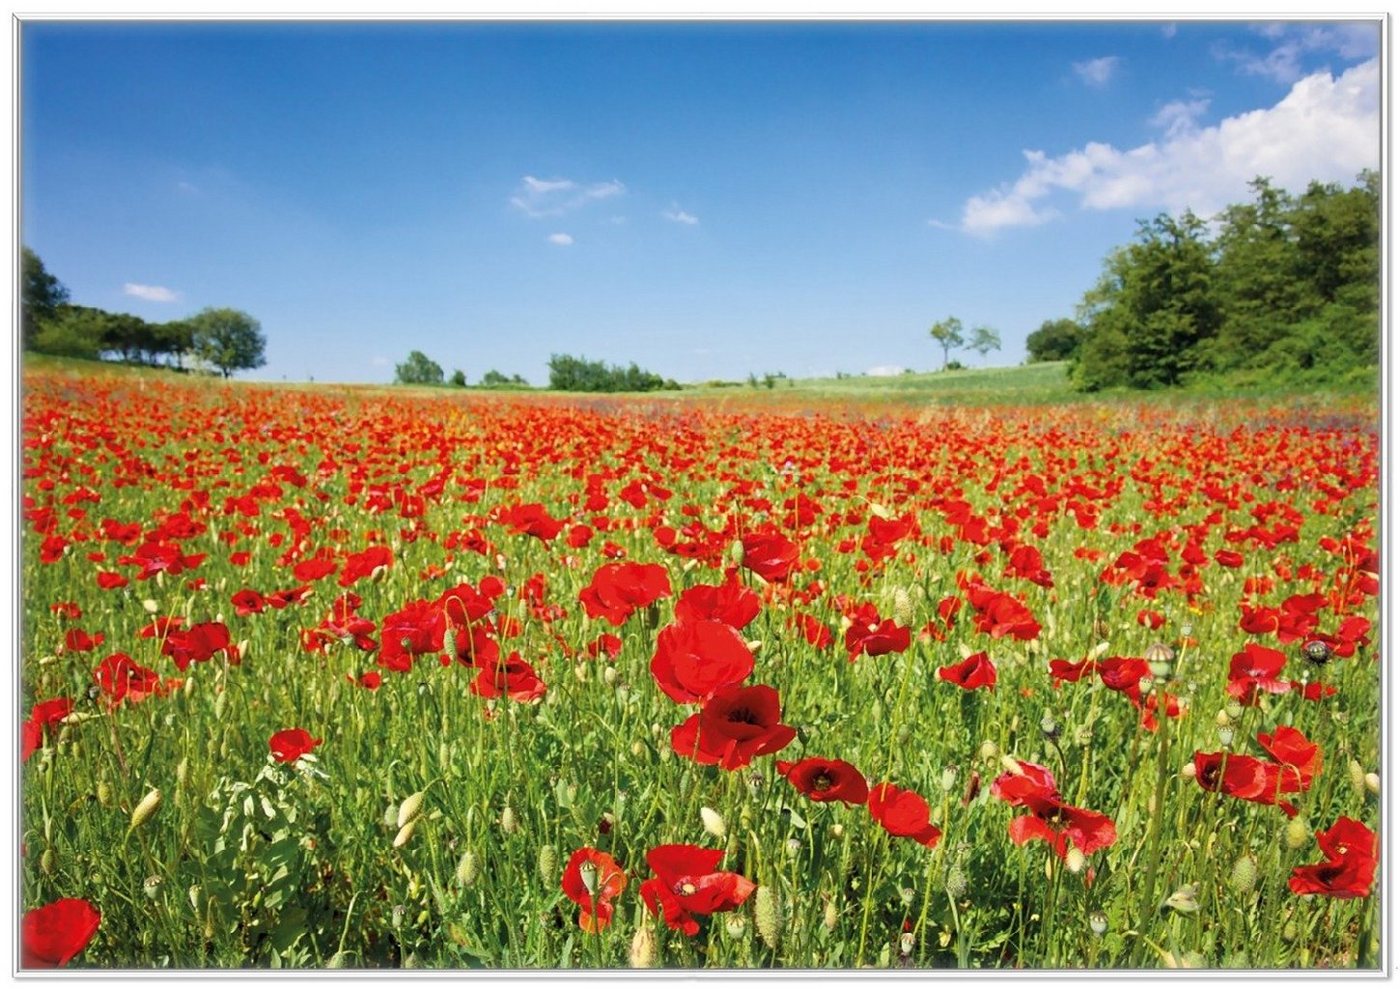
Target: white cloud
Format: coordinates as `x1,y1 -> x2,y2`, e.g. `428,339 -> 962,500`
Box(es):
958,58 -> 1378,237
510,175 -> 625,218
1162,24 -> 1178,40
1072,56 -> 1121,87
663,206 -> 699,225
547,232 -> 574,246
1219,23 -> 1379,85
866,365 -> 905,377
123,283 -> 178,302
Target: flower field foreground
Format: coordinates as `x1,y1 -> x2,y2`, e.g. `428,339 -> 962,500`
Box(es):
19,372 -> 1380,969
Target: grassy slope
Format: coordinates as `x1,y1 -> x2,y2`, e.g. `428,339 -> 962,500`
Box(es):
20,352 -> 1379,413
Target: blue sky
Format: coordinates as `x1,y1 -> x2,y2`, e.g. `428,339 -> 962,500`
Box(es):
20,19 -> 1381,384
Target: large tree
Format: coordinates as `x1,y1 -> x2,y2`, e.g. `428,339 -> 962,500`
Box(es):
1025,318 -> 1086,362
21,248 -> 69,348
928,316 -> 965,370
189,307 -> 266,378
395,350 -> 445,386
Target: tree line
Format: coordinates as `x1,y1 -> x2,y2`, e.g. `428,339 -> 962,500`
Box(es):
1025,171 -> 1379,390
21,249 -> 266,378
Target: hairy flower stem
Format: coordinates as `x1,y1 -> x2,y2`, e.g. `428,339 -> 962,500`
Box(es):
1134,681 -> 1173,960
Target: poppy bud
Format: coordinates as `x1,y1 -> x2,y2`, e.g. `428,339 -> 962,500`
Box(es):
176,757 -> 189,787
1365,772 -> 1380,795
1348,760 -> 1366,796
1089,911 -> 1108,936
1215,709 -> 1231,728
629,924 -> 657,968
603,666 -> 618,686
500,806 -> 519,834
142,598 -> 160,613
724,915 -> 748,940
701,807 -> 727,838
537,844 -> 559,886
96,781 -> 113,806
189,885 -> 203,912
1064,847 -> 1086,874
978,740 -> 999,761
753,886 -> 782,950
214,691 -> 228,721
999,755 -> 1024,776
393,819 -> 417,848
829,823 -> 845,839
397,792 -> 425,829
1162,883 -> 1199,914
455,850 -> 479,887
1284,816 -> 1311,850
824,899 -> 839,931
130,787 -> 162,830
729,540 -> 745,566
1039,715 -> 1059,742
892,588 -> 913,628
944,863 -> 968,899
40,847 -> 54,875
1229,854 -> 1258,894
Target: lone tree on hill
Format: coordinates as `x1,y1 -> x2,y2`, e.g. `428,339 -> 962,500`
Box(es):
968,325 -> 1001,364
395,350 -> 445,386
929,316 -> 965,370
190,307 -> 266,378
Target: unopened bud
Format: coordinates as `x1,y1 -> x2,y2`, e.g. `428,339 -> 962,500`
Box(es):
891,588 -> 913,628
500,806 -> 519,834
1064,846 -> 1086,874
979,740 -> 1000,761
1285,817 -> 1311,850
629,924 -> 657,968
753,886 -> 782,949
944,863 -> 968,899
397,791 -> 425,829
1229,854 -> 1258,894
393,819 -> 417,848
1365,772 -> 1380,795
701,807 -> 727,838
823,899 -> 838,931
455,850 -> 479,887
538,844 -> 559,886
1348,760 -> 1366,797
130,788 -> 162,830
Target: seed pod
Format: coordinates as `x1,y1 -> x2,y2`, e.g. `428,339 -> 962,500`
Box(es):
1089,911 -> 1108,936
130,788 -> 162,830
1285,816 -> 1311,850
701,807 -> 727,838
1217,727 -> 1234,747
1365,772 -> 1380,795
629,924 -> 657,968
823,899 -> 839,931
1229,854 -> 1258,894
603,666 -> 618,686
500,806 -> 519,834
40,848 -> 54,875
397,791 -> 425,829
537,844 -> 559,886
784,837 -> 801,859
143,875 -> 163,900
96,781 -> 113,807
899,887 -> 915,907
1064,846 -> 1086,874
753,886 -> 782,950
455,850 -> 479,887
393,819 -> 417,848
978,740 -> 1000,761
724,915 -> 748,940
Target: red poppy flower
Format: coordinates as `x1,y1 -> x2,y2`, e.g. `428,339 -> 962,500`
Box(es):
378,599 -> 447,672
845,616 -> 911,660
338,544 -> 393,587
1048,657 -> 1098,683
674,568 -> 761,630
991,759 -> 1116,859
777,757 -> 869,805
650,619 -> 754,704
470,652 -> 547,703
62,628 -> 104,653
349,670 -> 382,690
579,561 -> 672,626
21,898 -> 100,968
161,621 -> 233,672
1227,643 -> 1291,704
670,683 -> 796,770
938,651 -> 997,691
740,531 -> 799,583
231,589 -> 266,616
1256,725 -> 1321,791
269,728 -> 322,763
22,697 -> 73,762
638,844 -> 756,936
560,847 -> 627,933
92,653 -> 166,707
1289,817 -> 1377,899
867,782 -> 942,848
499,502 -> 567,542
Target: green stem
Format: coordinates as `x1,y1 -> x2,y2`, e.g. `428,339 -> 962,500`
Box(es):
1134,681 -> 1172,958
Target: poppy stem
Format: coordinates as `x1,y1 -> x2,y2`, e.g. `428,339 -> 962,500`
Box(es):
1134,680 -> 1173,960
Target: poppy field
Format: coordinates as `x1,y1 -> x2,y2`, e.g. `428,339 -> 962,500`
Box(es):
18,370 -> 1381,970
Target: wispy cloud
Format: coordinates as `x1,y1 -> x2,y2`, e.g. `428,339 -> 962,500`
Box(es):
1072,56 -> 1121,87
123,282 -> 178,302
663,205 -> 699,225
1161,24 -> 1178,40
510,175 -> 625,218
866,365 -> 905,377
1216,22 -> 1379,85
957,58 -> 1378,237
547,232 -> 574,246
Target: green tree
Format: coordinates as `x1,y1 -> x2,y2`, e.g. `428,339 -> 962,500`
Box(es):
21,248 -> 69,348
928,316 -> 965,370
190,308 -> 267,378
395,350 -> 445,386
968,325 -> 1001,364
1025,318 -> 1086,362
155,320 -> 195,370
449,369 -> 467,387
30,304 -> 105,359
